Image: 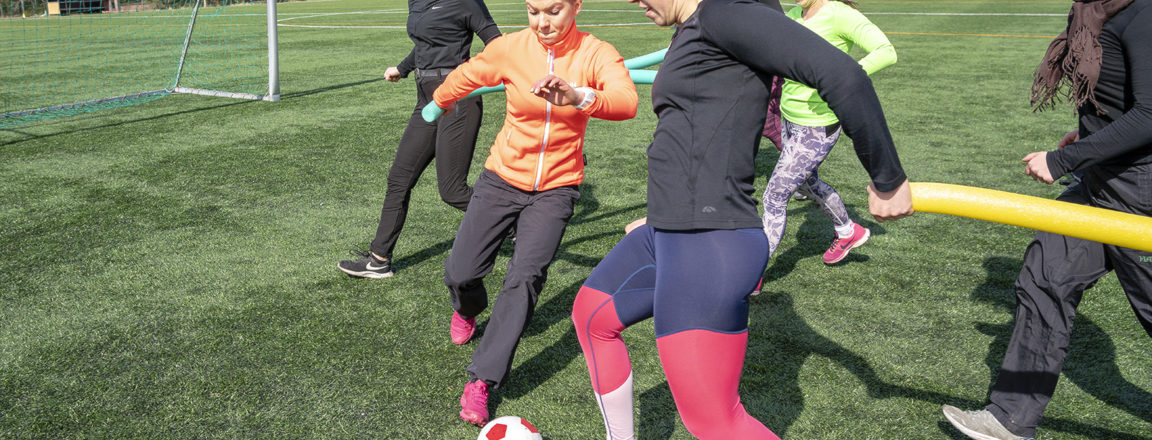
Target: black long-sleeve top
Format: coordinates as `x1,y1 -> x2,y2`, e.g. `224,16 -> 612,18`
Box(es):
1046,0 -> 1152,179
646,0 -> 906,231
395,0 -> 502,78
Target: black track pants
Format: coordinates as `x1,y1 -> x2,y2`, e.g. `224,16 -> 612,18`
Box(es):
987,178 -> 1152,437
444,170 -> 580,388
370,74 -> 483,259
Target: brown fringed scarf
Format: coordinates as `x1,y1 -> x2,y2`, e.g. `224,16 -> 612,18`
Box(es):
1030,0 -> 1135,114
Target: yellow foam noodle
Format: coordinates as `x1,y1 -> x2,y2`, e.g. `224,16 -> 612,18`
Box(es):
909,182 -> 1152,253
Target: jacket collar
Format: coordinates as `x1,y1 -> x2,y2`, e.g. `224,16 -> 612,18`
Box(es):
535,23 -> 582,53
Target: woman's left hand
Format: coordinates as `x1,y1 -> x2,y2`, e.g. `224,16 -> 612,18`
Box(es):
531,74 -> 583,106
1022,151 -> 1054,184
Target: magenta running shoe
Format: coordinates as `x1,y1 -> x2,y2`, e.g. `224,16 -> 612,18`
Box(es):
823,223 -> 870,265
459,380 -> 490,426
450,311 -> 476,345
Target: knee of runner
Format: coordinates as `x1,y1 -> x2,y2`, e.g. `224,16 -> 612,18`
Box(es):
444,269 -> 483,291
572,286 -> 624,340
440,195 -> 468,208
438,188 -> 471,207
795,184 -> 817,200
502,269 -> 548,290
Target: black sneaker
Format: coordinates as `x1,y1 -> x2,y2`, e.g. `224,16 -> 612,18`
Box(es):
338,251 -> 393,278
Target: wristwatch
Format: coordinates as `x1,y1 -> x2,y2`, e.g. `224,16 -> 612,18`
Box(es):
573,87 -> 597,110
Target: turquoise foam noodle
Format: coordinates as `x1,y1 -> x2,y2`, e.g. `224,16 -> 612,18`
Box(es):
421,85 -> 504,122
421,48 -> 665,122
629,69 -> 656,85
623,48 -> 667,69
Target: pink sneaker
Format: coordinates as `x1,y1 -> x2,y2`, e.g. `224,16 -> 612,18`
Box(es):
450,311 -> 476,345
459,380 -> 490,426
823,223 -> 870,265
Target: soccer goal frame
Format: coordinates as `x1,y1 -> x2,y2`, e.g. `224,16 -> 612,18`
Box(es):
171,0 -> 279,102
0,0 -> 280,126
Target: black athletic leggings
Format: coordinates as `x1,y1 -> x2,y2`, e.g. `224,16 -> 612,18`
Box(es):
370,73 -> 484,259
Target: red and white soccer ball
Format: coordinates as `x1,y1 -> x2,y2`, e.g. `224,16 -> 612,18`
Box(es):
476,416 -> 543,440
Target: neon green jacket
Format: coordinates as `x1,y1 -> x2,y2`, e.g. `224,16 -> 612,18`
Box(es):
780,1 -> 896,126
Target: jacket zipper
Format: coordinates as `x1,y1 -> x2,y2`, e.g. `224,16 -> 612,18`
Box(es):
533,48 -> 555,191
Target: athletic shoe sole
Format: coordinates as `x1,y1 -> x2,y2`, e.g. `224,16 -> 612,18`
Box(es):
941,405 -> 1025,440
943,416 -> 1002,440
337,265 -> 393,279
459,409 -> 487,426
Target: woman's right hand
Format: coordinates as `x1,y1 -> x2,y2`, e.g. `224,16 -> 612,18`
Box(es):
385,66 -> 402,82
531,74 -> 582,106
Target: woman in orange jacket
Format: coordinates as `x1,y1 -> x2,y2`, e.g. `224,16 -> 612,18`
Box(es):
428,0 -> 638,426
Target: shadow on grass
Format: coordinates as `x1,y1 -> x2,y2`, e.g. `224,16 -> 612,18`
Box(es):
745,291 -> 967,438
280,78 -> 385,100
762,255 -> 1150,439
1,78 -> 385,147
763,202 -> 885,283
966,256 -> 1152,435
638,382 -> 677,440
497,282 -> 585,398
1,174 -> 248,302
391,237 -> 456,273
0,99 -> 254,147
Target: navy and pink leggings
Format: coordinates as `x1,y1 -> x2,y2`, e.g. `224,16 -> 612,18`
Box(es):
572,226 -> 779,440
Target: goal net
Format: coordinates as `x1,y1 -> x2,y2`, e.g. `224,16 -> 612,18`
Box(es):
0,0 -> 279,128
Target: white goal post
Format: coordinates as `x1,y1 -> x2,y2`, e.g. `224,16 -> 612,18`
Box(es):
0,0 -> 281,128
173,0 -> 279,102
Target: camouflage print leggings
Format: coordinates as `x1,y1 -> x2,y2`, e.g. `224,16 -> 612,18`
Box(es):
761,119 -> 853,256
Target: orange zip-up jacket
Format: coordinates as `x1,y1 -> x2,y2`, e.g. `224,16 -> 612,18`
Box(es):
433,25 -> 638,192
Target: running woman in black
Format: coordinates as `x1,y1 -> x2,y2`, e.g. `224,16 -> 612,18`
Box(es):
571,0 -> 913,438
339,0 -> 501,278
943,0 -> 1152,438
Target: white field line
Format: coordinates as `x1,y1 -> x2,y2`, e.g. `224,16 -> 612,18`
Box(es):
866,11 -> 1064,16
26,3 -> 1060,25
275,6 -> 1066,29
244,10 -> 1072,18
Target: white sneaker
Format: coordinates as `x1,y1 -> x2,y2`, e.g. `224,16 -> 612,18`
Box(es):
942,405 -> 1033,440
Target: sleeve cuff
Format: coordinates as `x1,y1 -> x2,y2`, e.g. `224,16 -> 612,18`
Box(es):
872,173 -> 908,193
1046,149 -> 1069,180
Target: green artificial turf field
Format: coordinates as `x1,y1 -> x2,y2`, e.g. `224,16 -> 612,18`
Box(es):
2,0 -> 1149,438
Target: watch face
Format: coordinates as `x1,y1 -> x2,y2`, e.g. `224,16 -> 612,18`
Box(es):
577,89 -> 595,109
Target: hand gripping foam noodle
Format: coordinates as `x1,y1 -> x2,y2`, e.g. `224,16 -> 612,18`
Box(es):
477,416 -> 543,440
910,182 -> 1152,253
